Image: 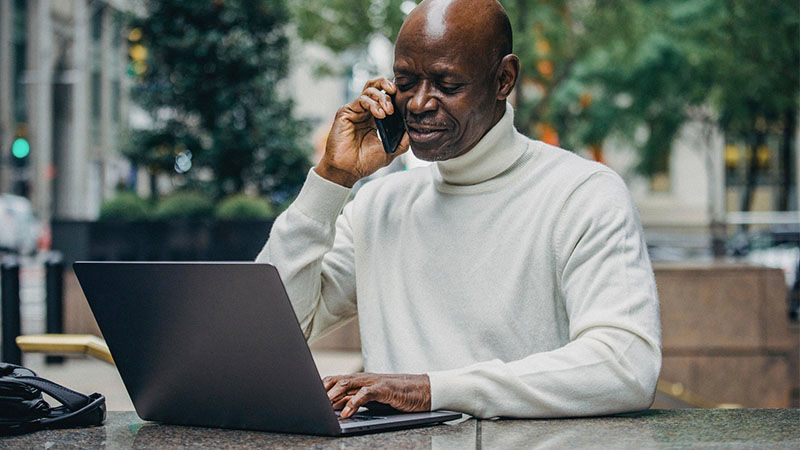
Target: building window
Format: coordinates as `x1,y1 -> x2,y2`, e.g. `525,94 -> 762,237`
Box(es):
90,5 -> 103,143
91,71 -> 101,142
112,11 -> 123,51
91,6 -> 103,43
724,137 -> 789,212
111,79 -> 121,125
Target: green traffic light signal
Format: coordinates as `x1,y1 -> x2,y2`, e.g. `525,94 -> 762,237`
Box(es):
12,137 -> 30,159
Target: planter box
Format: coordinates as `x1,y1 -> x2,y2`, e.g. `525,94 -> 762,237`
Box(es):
51,219 -> 274,263
53,219 -> 274,340
654,261 -> 799,408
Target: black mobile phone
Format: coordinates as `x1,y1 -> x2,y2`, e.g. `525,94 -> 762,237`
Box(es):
374,96 -> 406,154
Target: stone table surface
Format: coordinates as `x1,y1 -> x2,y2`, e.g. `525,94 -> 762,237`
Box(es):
1,409 -> 797,449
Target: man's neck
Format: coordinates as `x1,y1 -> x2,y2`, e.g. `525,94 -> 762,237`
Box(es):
434,102 -> 526,186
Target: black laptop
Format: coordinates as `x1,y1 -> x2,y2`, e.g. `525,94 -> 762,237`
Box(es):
73,261 -> 461,435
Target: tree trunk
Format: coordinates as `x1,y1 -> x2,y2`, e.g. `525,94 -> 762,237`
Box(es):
779,110 -> 796,211
739,131 -> 766,230
149,170 -> 158,202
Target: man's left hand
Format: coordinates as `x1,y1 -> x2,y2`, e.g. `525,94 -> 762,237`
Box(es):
322,373 -> 431,418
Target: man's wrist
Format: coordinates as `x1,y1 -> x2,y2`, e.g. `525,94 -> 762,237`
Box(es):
314,162 -> 359,188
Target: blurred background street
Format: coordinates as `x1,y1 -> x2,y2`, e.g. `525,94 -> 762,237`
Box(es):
1,0 -> 798,412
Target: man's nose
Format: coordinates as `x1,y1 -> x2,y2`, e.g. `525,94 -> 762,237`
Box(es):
406,81 -> 437,115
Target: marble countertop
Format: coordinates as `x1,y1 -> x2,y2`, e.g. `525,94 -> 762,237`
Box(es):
1,409 -> 797,449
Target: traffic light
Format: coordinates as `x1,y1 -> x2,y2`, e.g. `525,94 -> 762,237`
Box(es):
11,137 -> 30,160
10,127 -> 30,168
127,28 -> 148,77
10,126 -> 31,197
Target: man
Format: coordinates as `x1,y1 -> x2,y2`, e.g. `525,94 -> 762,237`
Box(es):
256,0 -> 661,419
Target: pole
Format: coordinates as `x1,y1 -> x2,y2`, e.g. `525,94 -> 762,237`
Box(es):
1,255 -> 21,364
45,250 -> 64,363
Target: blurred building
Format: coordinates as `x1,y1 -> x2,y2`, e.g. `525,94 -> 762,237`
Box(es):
599,117 -> 799,262
0,0 -> 133,221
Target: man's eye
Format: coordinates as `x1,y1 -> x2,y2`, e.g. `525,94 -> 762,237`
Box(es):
396,81 -> 414,92
438,84 -> 461,94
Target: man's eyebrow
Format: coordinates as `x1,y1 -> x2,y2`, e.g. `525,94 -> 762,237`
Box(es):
394,66 -> 466,81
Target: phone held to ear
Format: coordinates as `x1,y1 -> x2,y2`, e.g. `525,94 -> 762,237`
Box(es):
374,95 -> 406,154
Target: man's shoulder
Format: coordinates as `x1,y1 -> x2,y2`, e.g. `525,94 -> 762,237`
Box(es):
522,138 -> 626,194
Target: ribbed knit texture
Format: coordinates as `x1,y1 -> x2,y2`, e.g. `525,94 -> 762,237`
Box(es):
257,103 -> 662,418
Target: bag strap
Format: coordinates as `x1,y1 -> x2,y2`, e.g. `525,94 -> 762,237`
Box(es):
13,376 -> 90,411
0,370 -> 105,436
0,362 -> 35,377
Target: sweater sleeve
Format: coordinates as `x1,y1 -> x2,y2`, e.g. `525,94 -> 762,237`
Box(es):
427,171 -> 662,418
255,168 -> 359,341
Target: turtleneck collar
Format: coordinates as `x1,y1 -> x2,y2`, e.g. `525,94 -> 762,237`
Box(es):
433,102 -> 526,186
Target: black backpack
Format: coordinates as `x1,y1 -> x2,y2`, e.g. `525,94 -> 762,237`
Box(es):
0,362 -> 105,435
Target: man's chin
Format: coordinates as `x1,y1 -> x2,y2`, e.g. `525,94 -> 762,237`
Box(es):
409,140 -> 462,162
410,143 -> 465,162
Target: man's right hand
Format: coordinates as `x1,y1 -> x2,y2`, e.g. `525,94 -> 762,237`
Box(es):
315,78 -> 410,188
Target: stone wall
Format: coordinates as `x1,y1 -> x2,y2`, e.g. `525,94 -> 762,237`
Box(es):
654,261 -> 799,407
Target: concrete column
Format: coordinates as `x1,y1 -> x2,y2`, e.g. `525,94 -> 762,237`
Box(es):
710,125 -> 726,222
26,0 -> 55,221
99,5 -> 113,202
0,0 -> 12,192
707,122 -> 727,257
62,0 -> 90,218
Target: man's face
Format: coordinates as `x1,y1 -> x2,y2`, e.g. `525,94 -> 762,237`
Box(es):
393,29 -> 500,161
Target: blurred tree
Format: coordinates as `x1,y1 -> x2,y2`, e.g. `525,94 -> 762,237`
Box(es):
290,0 -> 408,54
693,0 -> 798,212
508,0 -> 797,209
502,1 -> 721,175
126,0 -> 311,201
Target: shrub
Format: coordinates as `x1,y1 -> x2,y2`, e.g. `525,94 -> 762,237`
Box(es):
214,194 -> 275,220
98,192 -> 151,221
153,191 -> 214,219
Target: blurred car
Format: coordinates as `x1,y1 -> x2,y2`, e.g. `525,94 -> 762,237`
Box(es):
728,224 -> 800,321
0,193 -> 41,255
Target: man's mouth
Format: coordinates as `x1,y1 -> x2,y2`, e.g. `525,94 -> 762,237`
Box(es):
406,123 -> 448,143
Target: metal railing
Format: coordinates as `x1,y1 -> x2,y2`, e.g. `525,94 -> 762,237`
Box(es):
1,251 -> 64,364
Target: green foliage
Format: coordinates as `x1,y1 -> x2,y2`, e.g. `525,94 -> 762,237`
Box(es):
693,0 -> 798,139
153,191 -> 214,220
99,192 -> 151,221
501,1 -> 713,174
214,194 -> 276,219
507,0 -> 798,176
126,0 -> 311,200
290,0 -> 408,54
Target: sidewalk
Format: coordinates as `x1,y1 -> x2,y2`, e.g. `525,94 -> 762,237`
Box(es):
23,351 -> 363,411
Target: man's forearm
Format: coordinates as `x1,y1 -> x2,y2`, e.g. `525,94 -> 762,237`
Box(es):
255,169 -> 357,340
427,327 -> 660,418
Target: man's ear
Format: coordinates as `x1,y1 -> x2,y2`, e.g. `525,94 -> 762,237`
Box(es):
496,54 -> 520,101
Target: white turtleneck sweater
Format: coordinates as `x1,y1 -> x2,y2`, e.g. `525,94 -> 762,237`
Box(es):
256,103 -> 661,418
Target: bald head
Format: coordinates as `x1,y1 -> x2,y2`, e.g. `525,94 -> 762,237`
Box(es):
400,0 -> 512,67
391,0 -> 519,161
